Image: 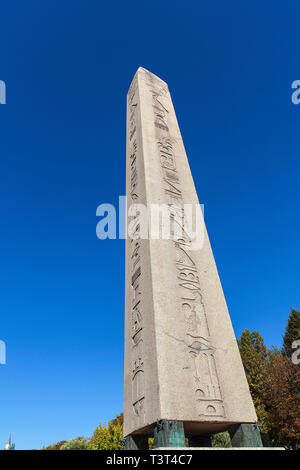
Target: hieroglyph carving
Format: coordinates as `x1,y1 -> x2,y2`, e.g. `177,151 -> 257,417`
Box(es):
127,79 -> 145,426
142,70 -> 225,418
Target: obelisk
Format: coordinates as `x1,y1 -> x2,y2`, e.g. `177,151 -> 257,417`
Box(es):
124,67 -> 261,449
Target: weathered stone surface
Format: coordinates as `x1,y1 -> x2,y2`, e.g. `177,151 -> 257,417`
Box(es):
124,67 -> 257,437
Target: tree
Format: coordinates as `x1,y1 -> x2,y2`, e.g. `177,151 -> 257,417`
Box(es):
238,329 -> 270,438
282,308 -> 300,357
261,353 -> 300,449
211,432 -> 232,448
42,440 -> 67,450
238,325 -> 300,449
88,413 -> 124,450
60,437 -> 89,450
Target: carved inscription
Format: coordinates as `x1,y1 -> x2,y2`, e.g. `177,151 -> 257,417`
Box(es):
127,79 -> 145,425
143,70 -> 225,418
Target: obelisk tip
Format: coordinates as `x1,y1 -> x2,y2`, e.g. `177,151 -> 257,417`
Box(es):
136,66 -> 167,84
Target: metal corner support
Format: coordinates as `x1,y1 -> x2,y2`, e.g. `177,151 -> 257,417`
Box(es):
229,423 -> 263,447
124,435 -> 148,450
154,420 -> 186,448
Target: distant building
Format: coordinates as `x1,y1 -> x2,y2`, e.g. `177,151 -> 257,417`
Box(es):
5,433 -> 15,450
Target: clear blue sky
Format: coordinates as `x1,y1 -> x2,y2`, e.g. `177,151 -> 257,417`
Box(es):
0,0 -> 299,450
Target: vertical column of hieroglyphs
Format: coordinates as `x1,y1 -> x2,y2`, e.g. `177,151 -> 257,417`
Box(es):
141,69 -> 225,419
127,76 -> 145,428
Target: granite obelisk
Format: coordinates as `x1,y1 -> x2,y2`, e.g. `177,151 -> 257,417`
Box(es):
124,67 -> 260,448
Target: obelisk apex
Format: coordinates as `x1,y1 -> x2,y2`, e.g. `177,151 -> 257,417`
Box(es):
124,68 -> 259,447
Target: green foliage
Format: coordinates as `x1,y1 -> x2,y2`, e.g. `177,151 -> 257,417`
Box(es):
60,437 -> 89,450
238,329 -> 270,436
238,330 -> 269,381
148,438 -> 154,449
211,432 -> 232,448
88,413 -> 124,450
239,322 -> 300,449
282,308 -> 300,357
42,440 -> 67,450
